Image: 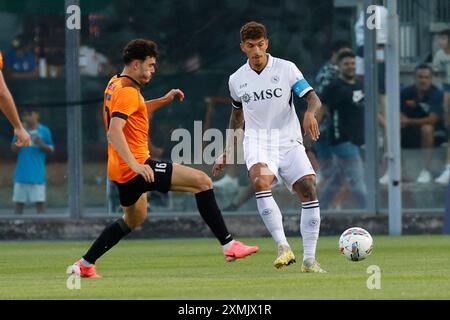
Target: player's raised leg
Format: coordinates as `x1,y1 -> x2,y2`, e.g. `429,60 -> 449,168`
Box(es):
249,163 -> 295,269
68,194 -> 147,278
170,163 -> 258,261
293,175 -> 326,273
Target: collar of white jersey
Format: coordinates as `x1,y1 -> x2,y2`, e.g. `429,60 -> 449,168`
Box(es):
245,54 -> 274,71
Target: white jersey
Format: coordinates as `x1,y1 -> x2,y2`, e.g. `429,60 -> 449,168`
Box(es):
229,54 -> 313,149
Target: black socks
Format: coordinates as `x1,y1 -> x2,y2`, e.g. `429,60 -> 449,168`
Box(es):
83,218 -> 132,264
195,189 -> 233,245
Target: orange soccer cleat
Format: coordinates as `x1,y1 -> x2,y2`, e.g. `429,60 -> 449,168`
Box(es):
67,259 -> 102,279
224,240 -> 259,262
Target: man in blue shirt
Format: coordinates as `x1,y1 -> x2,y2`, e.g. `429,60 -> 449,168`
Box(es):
4,35 -> 38,78
11,108 -> 54,214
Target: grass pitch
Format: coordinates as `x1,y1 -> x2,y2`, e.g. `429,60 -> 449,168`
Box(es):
0,235 -> 449,300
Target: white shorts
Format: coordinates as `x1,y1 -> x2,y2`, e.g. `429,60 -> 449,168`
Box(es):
13,183 -> 46,203
243,142 -> 315,193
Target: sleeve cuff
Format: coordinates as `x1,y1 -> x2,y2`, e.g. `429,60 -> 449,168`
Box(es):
232,100 -> 243,109
299,87 -> 314,98
111,112 -> 129,121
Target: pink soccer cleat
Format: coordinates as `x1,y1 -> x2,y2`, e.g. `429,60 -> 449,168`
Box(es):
224,240 -> 259,262
67,259 -> 102,278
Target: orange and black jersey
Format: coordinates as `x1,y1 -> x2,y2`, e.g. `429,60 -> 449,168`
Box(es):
103,74 -> 150,183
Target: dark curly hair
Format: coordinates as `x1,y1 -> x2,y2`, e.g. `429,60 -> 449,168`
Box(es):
122,39 -> 159,65
240,21 -> 267,42
336,49 -> 356,63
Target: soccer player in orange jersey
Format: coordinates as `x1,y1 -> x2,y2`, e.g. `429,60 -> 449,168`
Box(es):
0,50 -> 30,147
68,39 -> 258,278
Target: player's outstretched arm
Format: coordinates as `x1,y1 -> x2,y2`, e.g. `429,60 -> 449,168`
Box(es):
303,90 -> 322,141
0,71 -> 30,147
108,117 -> 154,182
212,107 -> 245,176
145,88 -> 185,113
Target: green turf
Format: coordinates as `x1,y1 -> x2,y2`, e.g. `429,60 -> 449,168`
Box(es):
0,235 -> 449,299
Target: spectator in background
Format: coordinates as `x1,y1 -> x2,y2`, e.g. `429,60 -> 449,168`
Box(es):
79,42 -> 115,77
318,50 -> 367,210
315,41 -> 352,95
313,40 -> 351,194
433,29 -> 450,185
433,29 -> 450,109
397,64 -> 442,184
11,108 -> 54,214
4,35 -> 38,78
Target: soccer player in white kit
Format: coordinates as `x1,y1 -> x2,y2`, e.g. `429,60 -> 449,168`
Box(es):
213,21 -> 326,272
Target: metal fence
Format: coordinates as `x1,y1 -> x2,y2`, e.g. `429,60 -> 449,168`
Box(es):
0,0 -> 448,218
398,0 -> 450,65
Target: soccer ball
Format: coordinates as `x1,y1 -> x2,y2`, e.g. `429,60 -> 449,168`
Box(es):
339,227 -> 373,261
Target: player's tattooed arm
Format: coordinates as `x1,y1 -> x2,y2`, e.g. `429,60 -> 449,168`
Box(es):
304,90 -> 322,116
228,107 -> 245,130
212,108 -> 244,176
316,103 -> 329,124
225,107 -> 245,153
303,91 -> 322,141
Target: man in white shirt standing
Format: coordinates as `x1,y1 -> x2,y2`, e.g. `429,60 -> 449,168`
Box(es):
213,21 -> 325,273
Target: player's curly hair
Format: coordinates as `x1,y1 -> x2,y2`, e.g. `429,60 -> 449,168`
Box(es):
122,39 -> 159,65
240,21 -> 267,42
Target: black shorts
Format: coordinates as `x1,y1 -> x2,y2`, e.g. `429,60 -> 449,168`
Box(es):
113,158 -> 173,207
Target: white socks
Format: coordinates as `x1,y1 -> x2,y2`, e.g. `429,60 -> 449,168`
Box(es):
81,257 -> 93,267
254,191 -> 321,260
222,239 -> 235,252
255,190 -> 289,247
300,200 -> 321,261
